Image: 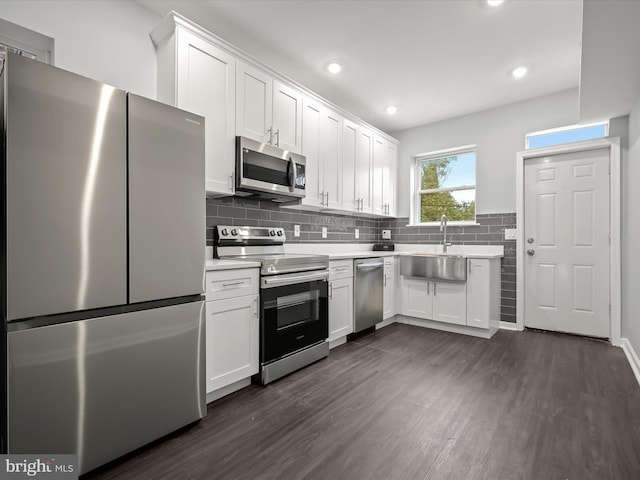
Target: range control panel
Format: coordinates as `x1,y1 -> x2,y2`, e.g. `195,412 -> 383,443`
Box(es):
215,225 -> 286,245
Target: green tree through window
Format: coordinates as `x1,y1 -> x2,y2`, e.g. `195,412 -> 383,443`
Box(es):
416,150 -> 476,223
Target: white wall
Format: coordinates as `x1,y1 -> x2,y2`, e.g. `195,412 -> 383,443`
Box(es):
0,1 -> 160,98
621,97 -> 640,354
392,88 -> 579,217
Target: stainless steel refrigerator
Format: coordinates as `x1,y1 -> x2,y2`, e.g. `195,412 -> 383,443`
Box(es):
1,53 -> 206,474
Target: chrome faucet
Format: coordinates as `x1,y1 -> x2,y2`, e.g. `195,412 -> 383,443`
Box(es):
440,214 -> 452,253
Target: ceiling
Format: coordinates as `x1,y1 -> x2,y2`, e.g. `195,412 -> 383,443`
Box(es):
137,0 -> 583,134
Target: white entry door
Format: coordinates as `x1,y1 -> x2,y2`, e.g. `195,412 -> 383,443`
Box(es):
524,148 -> 610,337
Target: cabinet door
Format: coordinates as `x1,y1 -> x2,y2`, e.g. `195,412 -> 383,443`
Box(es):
342,119 -> 358,212
321,107 -> 343,209
273,80 -> 302,154
402,278 -> 432,319
372,135 -> 386,215
329,277 -> 353,342
301,96 -> 323,207
466,259 -> 491,329
236,61 -> 273,144
383,262 -> 395,320
433,282 -> 467,325
205,295 -> 259,393
176,29 -> 235,195
384,141 -> 397,216
356,127 -> 374,213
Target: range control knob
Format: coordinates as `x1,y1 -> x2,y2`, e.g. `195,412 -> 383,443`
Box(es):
221,228 -> 228,236
269,230 -> 276,236
231,229 -> 238,236
277,230 -> 283,236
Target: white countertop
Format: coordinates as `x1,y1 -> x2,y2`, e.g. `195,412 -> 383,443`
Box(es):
284,243 -> 503,260
205,259 -> 261,271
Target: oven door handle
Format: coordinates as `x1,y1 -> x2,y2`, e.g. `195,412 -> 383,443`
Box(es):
262,270 -> 329,288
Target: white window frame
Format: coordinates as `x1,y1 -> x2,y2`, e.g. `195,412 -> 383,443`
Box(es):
525,121 -> 609,149
410,144 -> 477,226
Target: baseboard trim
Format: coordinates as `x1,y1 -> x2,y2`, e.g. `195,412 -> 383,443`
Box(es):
621,338 -> 640,387
206,377 -> 252,404
500,321 -> 519,331
396,315 -> 494,339
376,317 -> 396,330
329,336 -> 348,349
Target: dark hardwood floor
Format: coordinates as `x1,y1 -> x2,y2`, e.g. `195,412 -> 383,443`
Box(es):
84,324 -> 640,480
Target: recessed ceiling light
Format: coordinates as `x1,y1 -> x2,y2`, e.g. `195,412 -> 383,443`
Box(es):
487,0 -> 504,6
327,63 -> 342,74
512,66 -> 528,78
386,105 -> 398,115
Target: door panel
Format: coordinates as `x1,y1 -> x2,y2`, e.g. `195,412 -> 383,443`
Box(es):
342,120 -> 358,211
273,80 -> 302,154
524,148 -> 610,337
7,54 -> 127,320
236,61 -> 272,143
128,94 -> 205,303
322,108 -> 343,209
301,97 -> 322,207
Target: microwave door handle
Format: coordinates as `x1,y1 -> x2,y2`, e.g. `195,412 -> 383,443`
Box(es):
288,155 -> 297,192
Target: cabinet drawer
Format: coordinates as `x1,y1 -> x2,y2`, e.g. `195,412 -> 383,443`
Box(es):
205,268 -> 259,301
329,260 -> 353,280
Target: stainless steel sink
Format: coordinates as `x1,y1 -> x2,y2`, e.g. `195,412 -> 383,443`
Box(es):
399,254 -> 467,282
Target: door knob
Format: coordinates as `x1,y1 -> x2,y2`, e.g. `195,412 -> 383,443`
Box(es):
527,249 -> 535,256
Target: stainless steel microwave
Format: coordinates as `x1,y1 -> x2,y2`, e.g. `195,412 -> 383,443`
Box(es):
235,136 -> 306,202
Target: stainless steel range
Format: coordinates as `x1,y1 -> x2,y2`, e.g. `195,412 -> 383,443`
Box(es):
215,226 -> 330,384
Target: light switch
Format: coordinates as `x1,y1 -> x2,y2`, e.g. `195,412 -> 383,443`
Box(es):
382,229 -> 391,240
294,225 -> 300,237
355,229 -> 360,239
504,228 -> 517,240
322,227 -> 327,239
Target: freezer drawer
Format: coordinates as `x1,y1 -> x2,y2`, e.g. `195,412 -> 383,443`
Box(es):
7,301 -> 205,475
128,94 -> 205,303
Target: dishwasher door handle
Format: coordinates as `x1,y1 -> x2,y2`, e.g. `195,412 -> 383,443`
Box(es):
355,263 -> 384,269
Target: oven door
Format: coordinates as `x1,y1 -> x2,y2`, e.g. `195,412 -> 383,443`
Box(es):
261,274 -> 328,364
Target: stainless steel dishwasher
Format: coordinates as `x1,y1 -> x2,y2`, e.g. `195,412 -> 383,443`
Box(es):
354,257 -> 384,332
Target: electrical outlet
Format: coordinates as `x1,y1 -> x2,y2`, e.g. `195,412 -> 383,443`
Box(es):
355,229 -> 359,239
504,228 -> 517,240
294,225 -> 300,237
322,227 -> 327,239
382,229 -> 391,240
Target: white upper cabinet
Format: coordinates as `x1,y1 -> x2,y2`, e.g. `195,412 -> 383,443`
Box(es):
236,61 -> 273,144
236,60 -> 302,154
341,119 -> 358,212
321,108 -> 343,209
302,96 -> 344,209
355,127 -> 374,214
273,80 -> 303,154
372,135 -> 386,215
153,25 -> 236,196
301,96 -> 323,207
384,140 -> 398,217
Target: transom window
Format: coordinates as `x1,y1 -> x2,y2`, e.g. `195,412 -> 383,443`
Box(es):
526,122 -> 608,149
412,146 -> 476,224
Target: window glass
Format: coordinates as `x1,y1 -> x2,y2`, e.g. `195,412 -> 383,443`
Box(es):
526,123 -> 607,149
415,149 -> 476,223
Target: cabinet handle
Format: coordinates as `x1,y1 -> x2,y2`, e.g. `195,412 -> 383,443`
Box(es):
253,298 -> 258,317
384,274 -> 387,287
434,283 -> 437,296
469,261 -> 471,274
228,174 -> 233,191
222,280 -> 245,287
266,127 -> 272,145
325,191 -> 329,206
329,282 -> 333,299
274,129 -> 280,147
320,190 -> 325,205
427,282 -> 430,295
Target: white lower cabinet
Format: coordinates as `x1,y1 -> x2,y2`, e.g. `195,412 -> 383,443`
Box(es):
466,258 -> 501,329
401,277 -> 466,326
328,260 -> 354,344
205,268 -> 259,399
